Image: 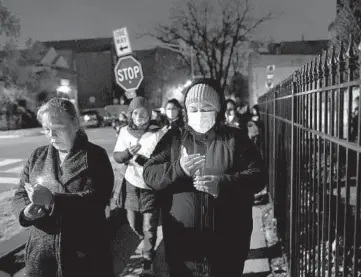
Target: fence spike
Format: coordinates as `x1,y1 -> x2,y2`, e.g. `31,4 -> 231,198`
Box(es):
337,40 -> 346,62
329,45 -> 337,66
318,52 -> 323,76
309,60 -> 314,85
304,63 -> 309,86
323,48 -> 329,70
346,33 -> 357,58
323,48 -> 329,77
313,56 -> 318,80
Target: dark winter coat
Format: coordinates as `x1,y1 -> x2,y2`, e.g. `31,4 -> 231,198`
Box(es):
143,125 -> 265,276
166,117 -> 185,131
12,132 -> 114,277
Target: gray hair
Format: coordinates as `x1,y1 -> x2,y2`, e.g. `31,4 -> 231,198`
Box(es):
37,97 -> 79,125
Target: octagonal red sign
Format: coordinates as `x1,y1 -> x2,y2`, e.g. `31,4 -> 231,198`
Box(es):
114,55 -> 144,91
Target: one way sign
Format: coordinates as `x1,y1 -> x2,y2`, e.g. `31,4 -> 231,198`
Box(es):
113,27 -> 132,57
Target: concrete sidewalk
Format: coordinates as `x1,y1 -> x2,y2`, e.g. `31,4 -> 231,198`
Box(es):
243,206 -> 271,276
115,206 -> 271,277
12,206 -> 271,277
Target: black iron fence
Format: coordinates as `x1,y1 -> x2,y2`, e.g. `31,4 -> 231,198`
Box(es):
258,34 -> 361,277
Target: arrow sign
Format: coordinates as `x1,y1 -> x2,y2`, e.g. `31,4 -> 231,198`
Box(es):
113,27 -> 132,57
120,45 -> 128,52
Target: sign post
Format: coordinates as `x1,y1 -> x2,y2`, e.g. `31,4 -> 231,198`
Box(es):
114,56 -> 144,92
113,27 -> 144,99
265,64 -> 275,89
113,27 -> 132,57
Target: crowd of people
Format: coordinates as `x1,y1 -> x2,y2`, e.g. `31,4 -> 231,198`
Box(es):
12,78 -> 265,277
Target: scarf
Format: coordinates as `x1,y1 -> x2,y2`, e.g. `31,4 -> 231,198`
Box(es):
127,123 -> 160,139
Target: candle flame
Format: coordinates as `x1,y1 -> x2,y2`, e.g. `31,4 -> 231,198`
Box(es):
36,176 -> 43,185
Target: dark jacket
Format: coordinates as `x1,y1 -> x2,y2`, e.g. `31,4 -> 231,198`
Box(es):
143,125 -> 265,276
167,117 -> 184,130
12,132 -> 114,277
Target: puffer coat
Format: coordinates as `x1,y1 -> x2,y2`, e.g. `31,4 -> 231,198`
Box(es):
143,125 -> 265,277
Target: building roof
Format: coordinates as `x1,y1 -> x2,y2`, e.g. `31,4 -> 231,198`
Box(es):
42,37 -> 113,52
250,54 -> 317,68
268,40 -> 329,55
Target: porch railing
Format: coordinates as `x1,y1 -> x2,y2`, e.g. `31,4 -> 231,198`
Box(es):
258,34 -> 361,277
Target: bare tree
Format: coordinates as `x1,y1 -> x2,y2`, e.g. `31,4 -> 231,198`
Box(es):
329,0 -> 361,47
146,0 -> 273,91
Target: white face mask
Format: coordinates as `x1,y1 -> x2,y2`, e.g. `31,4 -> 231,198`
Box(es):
188,111 -> 216,134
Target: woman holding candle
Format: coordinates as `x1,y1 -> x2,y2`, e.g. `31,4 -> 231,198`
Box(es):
113,96 -> 167,276
12,97 -> 114,277
143,78 -> 265,277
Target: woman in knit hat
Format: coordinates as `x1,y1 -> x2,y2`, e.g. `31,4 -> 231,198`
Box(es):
113,96 -> 166,276
143,79 -> 265,277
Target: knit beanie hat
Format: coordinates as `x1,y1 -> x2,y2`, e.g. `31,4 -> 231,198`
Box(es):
128,96 -> 151,116
185,83 -> 221,112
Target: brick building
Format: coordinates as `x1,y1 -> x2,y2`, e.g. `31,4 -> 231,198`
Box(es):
42,38 -> 190,110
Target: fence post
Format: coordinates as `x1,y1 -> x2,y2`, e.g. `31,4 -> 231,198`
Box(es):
289,72 -> 298,276
272,86 -> 277,208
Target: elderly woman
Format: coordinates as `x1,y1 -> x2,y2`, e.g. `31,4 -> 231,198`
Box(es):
12,98 -> 114,277
143,79 -> 265,277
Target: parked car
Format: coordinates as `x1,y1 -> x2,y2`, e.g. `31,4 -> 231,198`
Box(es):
80,110 -> 103,128
102,111 -> 113,126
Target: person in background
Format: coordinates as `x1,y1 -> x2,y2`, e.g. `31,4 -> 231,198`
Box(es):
350,96 -> 359,142
12,97 -> 114,277
143,78 -> 265,277
224,99 -> 240,128
237,103 -> 251,130
164,98 -> 185,130
113,96 -> 166,276
248,104 -> 262,151
113,112 -> 128,137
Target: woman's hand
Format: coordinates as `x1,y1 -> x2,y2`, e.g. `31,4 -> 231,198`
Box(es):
180,153 -> 205,177
129,144 -> 141,155
194,175 -> 221,198
25,183 -> 53,206
24,203 -> 46,220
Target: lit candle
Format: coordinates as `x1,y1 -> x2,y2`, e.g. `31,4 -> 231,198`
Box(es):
36,176 -> 44,186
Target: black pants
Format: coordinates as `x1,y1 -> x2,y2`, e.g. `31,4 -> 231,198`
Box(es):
126,209 -> 159,261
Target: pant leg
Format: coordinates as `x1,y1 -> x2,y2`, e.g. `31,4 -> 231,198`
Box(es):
126,209 -> 144,239
142,209 -> 159,261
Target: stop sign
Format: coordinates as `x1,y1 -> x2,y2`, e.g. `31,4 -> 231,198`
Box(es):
114,56 -> 144,91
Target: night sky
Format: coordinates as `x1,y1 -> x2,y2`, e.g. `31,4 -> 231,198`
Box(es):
3,0 -> 335,50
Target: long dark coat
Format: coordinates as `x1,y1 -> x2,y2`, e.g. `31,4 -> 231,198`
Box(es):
143,126 -> 265,277
12,132 -> 114,277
